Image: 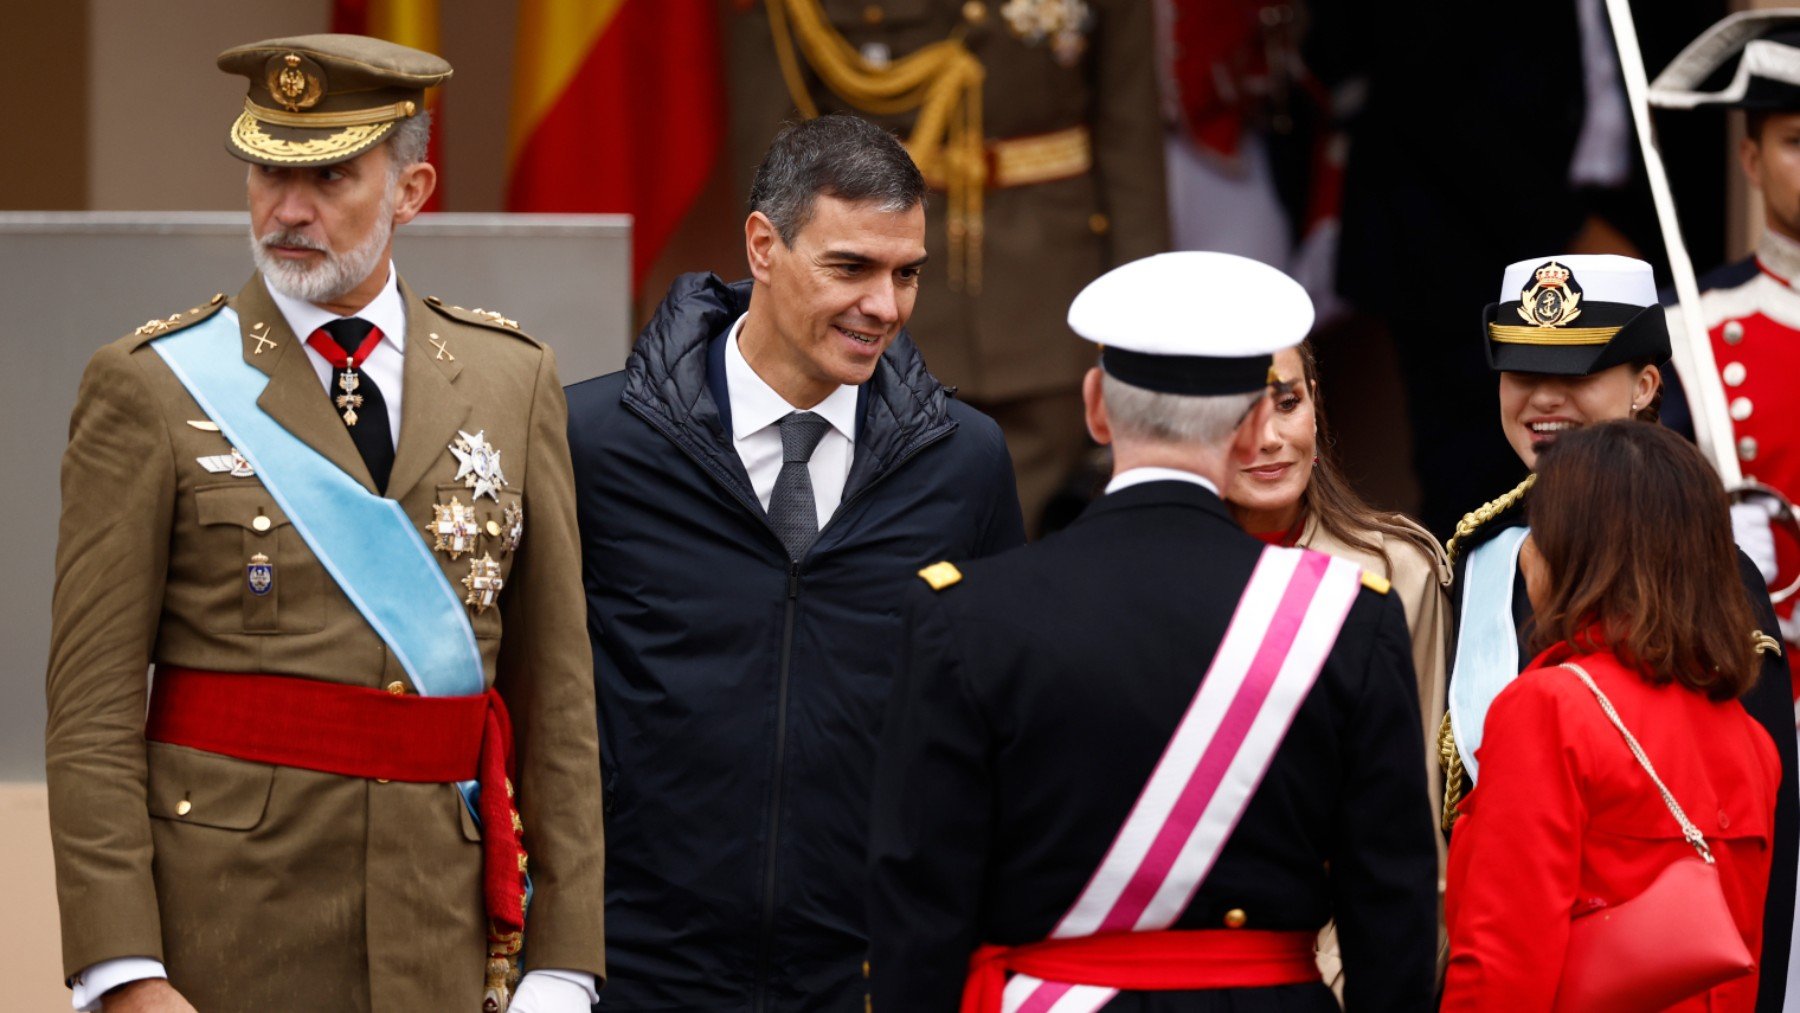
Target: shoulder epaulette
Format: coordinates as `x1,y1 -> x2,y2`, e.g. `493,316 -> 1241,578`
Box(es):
123,293 -> 227,346
1445,473 -> 1536,564
917,561 -> 963,591
423,296 -> 541,345
1360,571 -> 1391,596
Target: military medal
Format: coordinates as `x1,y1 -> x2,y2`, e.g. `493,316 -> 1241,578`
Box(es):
450,429 -> 507,502
462,553 -> 504,614
246,552 -> 274,596
197,448 -> 256,478
499,501 -> 524,555
1001,0 -> 1093,67
304,324 -> 386,427
427,496 -> 480,560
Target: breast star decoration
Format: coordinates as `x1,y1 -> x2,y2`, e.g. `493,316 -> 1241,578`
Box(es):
450,429 -> 507,502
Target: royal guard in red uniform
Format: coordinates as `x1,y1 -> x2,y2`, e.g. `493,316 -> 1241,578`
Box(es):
1653,14 -> 1800,702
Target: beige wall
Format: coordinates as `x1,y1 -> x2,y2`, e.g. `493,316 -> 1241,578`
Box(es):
3,783 -> 71,1011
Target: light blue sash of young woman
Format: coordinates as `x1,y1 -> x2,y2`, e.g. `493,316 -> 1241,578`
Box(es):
151,308 -> 486,704
1447,524 -> 1529,784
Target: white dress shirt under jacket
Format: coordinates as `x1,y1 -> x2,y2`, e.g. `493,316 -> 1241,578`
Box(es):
724,313 -> 859,525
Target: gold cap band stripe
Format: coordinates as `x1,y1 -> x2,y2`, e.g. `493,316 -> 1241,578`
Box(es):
245,97 -> 417,129
1487,324 -> 1620,346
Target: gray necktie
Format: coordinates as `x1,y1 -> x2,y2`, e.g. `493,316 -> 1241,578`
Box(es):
769,411 -> 832,560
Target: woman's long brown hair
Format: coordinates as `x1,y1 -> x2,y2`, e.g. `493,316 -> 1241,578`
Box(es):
1296,343 -> 1443,568
1528,420 -> 1756,699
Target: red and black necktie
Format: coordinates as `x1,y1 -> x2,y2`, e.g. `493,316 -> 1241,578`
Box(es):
306,317 -> 394,493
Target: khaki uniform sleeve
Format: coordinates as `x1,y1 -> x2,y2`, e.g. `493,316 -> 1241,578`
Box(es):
494,345 -> 607,979
1090,0 -> 1171,265
45,343 -> 176,977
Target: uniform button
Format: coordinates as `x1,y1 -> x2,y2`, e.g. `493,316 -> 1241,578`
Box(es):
486,520 -> 503,537
963,1 -> 988,24
1731,396 -> 1754,421
252,515 -> 272,532
176,799 -> 192,816
1740,436 -> 1759,461
860,41 -> 892,67
386,681 -> 406,695
1718,810 -> 1731,829
862,3 -> 883,25
1723,361 -> 1747,386
1724,320 -> 1745,344
1223,908 -> 1247,928
1088,213 -> 1111,235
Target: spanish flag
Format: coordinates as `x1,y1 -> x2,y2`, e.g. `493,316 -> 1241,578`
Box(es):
333,0 -> 446,211
506,0 -> 723,291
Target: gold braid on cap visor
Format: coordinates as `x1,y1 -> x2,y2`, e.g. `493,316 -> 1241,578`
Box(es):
1486,323 -> 1620,346
229,110 -> 394,164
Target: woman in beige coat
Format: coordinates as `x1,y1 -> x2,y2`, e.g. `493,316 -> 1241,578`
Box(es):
1223,341 -> 1452,996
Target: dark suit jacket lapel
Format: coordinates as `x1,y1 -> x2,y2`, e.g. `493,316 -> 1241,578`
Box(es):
384,278 -> 472,502
238,274 -> 379,495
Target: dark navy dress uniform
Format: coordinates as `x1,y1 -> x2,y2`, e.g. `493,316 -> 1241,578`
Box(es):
867,478 -> 1439,1011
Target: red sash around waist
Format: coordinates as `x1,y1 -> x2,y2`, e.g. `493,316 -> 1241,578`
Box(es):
144,667 -> 527,935
961,929 -> 1319,1013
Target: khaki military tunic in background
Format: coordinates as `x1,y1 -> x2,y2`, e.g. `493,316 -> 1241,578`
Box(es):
725,0 -> 1171,530
44,275 -> 606,1010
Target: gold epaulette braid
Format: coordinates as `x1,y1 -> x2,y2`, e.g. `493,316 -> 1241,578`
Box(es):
765,0 -> 987,292
1438,710 -> 1465,832
1445,474 -> 1537,564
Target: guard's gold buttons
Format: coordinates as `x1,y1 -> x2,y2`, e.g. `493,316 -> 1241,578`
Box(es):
863,3 -> 883,25
386,681 -> 406,695
963,1 -> 988,24
487,520 -> 503,537
1223,908 -> 1247,928
1088,212 -> 1111,235
176,799 -> 193,816
252,515 -> 272,532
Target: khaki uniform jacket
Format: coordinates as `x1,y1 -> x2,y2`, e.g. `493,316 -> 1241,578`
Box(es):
45,274 -> 605,1011
725,0 -> 1170,403
1299,513 -> 1452,992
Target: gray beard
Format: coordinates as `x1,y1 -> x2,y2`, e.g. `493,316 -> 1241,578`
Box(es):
250,200 -> 394,305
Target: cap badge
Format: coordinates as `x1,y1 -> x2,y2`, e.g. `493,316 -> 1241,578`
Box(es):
267,53 -> 324,112
1517,261 -> 1583,328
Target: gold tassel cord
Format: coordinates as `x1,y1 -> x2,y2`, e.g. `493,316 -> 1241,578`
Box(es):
765,0 -> 987,291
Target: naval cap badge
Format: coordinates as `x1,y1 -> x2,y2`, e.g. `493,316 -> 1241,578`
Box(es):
451,430 -> 507,502
1516,260 -> 1583,328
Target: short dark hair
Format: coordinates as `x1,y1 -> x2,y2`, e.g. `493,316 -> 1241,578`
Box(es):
748,114 -> 926,245
1527,420 -> 1757,699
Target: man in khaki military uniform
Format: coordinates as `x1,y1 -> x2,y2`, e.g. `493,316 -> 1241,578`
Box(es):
44,35 -> 604,1013
728,0 -> 1171,533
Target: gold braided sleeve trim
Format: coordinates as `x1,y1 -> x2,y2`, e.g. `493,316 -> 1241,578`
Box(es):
1438,710 -> 1465,832
1446,474 -> 1537,564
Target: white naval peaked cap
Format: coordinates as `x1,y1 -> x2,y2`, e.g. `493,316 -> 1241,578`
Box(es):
1068,252 -> 1314,395
1493,254 -> 1656,307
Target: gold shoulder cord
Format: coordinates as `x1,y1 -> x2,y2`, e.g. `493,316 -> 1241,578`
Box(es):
1438,711 -> 1464,831
765,0 -> 987,291
1445,474 -> 1536,564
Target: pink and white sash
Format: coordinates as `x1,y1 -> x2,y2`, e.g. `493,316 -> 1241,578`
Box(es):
1002,547 -> 1364,1013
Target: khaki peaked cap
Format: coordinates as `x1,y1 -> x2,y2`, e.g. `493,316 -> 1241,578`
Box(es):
216,33 -> 451,167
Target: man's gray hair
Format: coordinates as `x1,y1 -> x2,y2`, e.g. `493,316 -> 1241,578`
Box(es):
749,114 -> 926,245
1102,373 -> 1263,447
385,110 -> 432,178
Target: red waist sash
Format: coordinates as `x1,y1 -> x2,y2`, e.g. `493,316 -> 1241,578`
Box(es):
961,929 -> 1318,1013
145,667 -> 527,935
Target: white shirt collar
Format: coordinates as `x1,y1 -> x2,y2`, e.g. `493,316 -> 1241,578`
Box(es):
266,261 -> 408,352
1105,465 -> 1221,497
723,313 -> 859,442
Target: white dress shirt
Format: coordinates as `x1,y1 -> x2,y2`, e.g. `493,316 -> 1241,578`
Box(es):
724,313 -> 859,524
1105,465 -> 1221,498
72,262 -> 595,1012
267,262 -> 408,446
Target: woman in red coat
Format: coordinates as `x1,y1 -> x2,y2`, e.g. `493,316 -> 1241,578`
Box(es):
1443,420 -> 1782,1011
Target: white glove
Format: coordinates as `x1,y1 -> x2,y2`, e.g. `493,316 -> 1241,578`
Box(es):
504,970 -> 598,1013
1732,499 -> 1779,587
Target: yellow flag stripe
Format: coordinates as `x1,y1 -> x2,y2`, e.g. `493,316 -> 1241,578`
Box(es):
507,0 -> 628,168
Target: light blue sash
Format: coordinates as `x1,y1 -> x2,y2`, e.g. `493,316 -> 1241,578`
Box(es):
152,308 -> 485,699
1448,525 -> 1529,784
